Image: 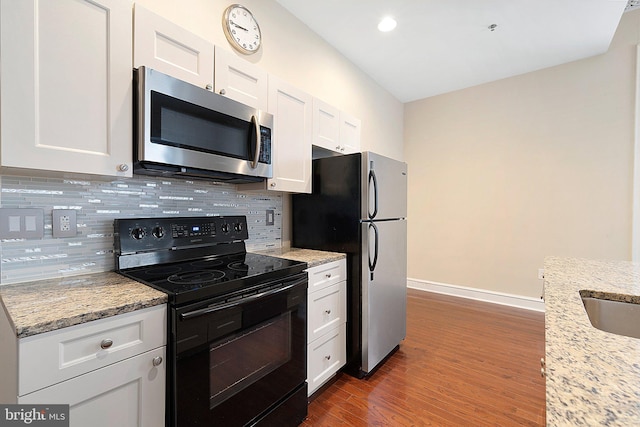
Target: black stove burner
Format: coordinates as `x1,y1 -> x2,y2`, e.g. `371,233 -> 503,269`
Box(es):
191,259 -> 225,269
228,261 -> 249,271
168,270 -> 226,285
140,265 -> 183,277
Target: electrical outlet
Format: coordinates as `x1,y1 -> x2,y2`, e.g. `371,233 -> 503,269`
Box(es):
538,268 -> 545,280
266,209 -> 274,226
52,209 -> 77,238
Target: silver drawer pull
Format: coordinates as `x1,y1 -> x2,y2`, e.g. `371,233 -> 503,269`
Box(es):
325,309 -> 332,315
100,339 -> 113,349
325,355 -> 331,361
152,356 -> 163,367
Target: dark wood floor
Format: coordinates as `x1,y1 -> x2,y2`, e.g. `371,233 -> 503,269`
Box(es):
303,288 -> 546,426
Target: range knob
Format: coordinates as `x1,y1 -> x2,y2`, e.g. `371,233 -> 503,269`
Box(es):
152,226 -> 165,239
131,227 -> 146,240
234,223 -> 243,232
221,223 -> 230,233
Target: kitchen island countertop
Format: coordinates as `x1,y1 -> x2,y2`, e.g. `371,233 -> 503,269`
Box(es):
545,256 -> 640,426
253,247 -> 346,268
0,272 -> 167,338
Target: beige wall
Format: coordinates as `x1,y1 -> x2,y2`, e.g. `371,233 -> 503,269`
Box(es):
404,11 -> 640,299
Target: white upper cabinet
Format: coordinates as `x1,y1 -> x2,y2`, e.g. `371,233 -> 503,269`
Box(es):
241,76 -> 312,193
339,111 -> 361,154
214,46 -> 268,111
312,99 -> 341,153
133,4 -> 214,90
0,0 -> 133,177
267,76 -> 312,193
312,98 -> 361,155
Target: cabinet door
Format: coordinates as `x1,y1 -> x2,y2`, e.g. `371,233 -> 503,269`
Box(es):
312,99 -> 340,152
307,323 -> 346,396
267,75 -> 312,193
19,347 -> 166,427
214,46 -> 268,111
133,4 -> 214,90
340,112 -> 361,154
0,0 -> 132,177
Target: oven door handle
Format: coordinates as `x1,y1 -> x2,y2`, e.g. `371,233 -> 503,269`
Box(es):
179,275 -> 306,321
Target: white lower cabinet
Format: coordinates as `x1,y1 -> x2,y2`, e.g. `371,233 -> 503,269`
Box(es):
306,259 -> 347,396
13,305 -> 167,427
19,347 -> 166,427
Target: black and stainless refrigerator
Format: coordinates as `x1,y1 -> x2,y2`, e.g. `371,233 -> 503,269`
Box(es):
292,151 -> 407,378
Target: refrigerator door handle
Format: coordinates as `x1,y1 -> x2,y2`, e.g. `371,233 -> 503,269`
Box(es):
368,222 -> 379,280
368,169 -> 378,219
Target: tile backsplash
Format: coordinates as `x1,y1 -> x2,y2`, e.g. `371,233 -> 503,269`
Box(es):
0,174 -> 282,284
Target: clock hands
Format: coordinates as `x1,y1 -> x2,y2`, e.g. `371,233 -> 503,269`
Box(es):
230,21 -> 248,32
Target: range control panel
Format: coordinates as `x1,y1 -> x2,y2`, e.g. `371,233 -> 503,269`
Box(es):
114,216 -> 249,254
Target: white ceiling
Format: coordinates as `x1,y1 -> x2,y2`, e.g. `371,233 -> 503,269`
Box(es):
275,0 -> 630,102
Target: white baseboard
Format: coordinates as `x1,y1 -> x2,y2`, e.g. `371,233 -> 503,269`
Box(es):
407,278 -> 545,312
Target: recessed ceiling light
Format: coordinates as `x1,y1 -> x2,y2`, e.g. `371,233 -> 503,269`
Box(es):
378,16 -> 397,32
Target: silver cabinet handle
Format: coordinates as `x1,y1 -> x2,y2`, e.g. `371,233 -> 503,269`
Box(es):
152,356 -> 163,367
540,367 -> 546,377
219,88 -> 226,95
117,164 -> 129,172
100,339 -> 113,349
540,358 -> 545,367
270,182 -> 276,187
205,84 -> 213,91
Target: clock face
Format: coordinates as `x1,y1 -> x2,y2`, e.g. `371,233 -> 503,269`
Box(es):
223,4 -> 261,54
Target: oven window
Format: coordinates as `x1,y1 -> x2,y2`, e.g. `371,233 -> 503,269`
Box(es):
209,312 -> 292,409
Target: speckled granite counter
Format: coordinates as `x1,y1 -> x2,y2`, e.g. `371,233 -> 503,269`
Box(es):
253,247 -> 345,269
0,272 -> 167,338
544,257 -> 640,426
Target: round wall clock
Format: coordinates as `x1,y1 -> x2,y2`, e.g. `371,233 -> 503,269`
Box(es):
222,4 -> 262,55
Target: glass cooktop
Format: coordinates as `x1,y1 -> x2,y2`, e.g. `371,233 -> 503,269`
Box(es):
120,252 -> 306,305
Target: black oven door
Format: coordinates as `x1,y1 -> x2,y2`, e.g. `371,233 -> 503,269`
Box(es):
171,273 -> 307,426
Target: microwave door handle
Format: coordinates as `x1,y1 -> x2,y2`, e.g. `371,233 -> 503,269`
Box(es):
250,115 -> 261,169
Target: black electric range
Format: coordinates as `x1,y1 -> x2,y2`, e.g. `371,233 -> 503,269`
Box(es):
114,215 -> 309,427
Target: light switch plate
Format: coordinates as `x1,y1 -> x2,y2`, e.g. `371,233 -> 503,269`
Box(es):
52,209 -> 77,238
0,208 -> 45,239
266,209 -> 274,226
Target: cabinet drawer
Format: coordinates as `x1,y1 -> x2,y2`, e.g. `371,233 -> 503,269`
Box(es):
308,282 -> 346,343
19,305 -> 166,396
307,260 -> 346,293
307,323 -> 346,395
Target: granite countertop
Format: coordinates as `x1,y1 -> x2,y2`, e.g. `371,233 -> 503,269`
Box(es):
253,247 -> 346,269
544,256 -> 640,426
0,272 -> 167,339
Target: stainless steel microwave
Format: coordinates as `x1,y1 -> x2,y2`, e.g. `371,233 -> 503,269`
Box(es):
133,66 -> 273,183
